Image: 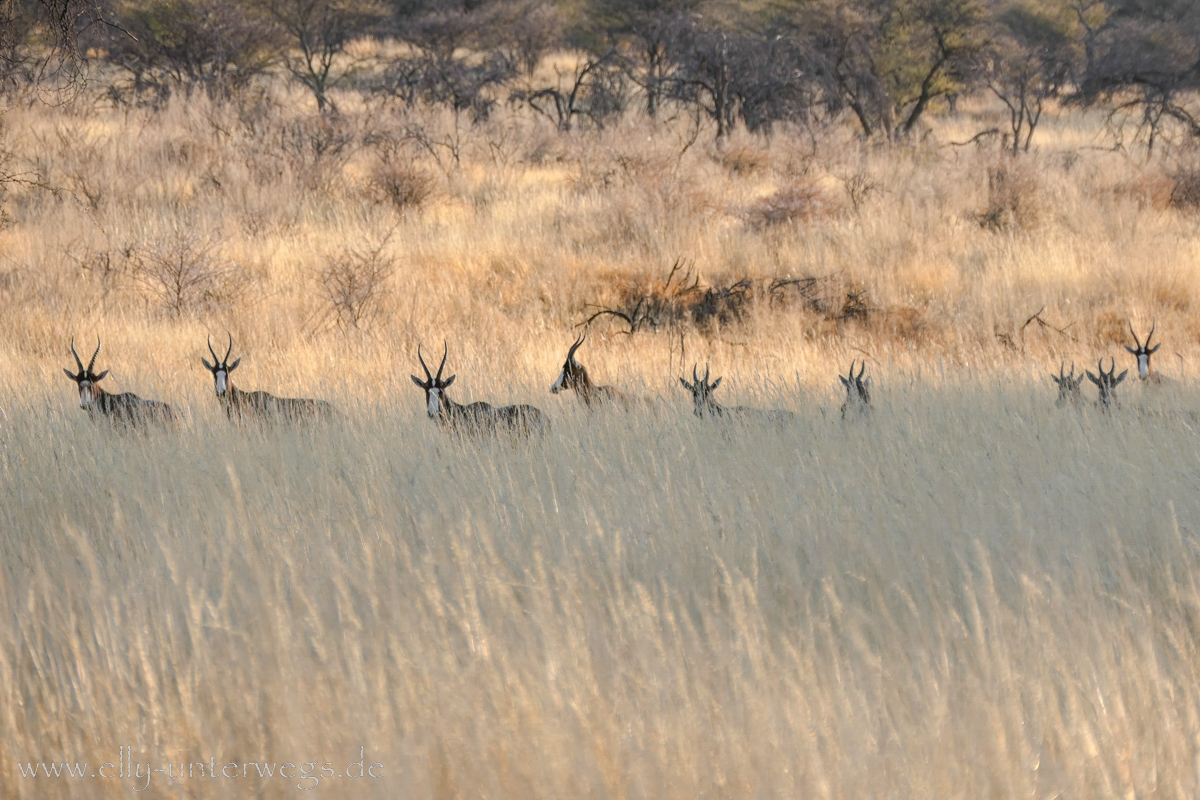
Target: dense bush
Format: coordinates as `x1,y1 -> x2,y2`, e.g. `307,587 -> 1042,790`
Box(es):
4,0 -> 1200,149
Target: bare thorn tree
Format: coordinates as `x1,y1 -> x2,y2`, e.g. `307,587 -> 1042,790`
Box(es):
312,232 -> 397,333
984,6 -> 1077,155
261,0 -> 385,113
3,0 -> 104,94
513,49 -> 625,132
134,228 -> 242,317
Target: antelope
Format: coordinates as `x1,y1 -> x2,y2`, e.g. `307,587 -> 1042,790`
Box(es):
201,334 -> 335,422
63,337 -> 175,426
1050,362 -> 1086,407
679,364 -> 796,423
1086,357 -> 1128,410
838,360 -> 872,418
1126,320 -> 1171,384
412,342 -> 548,435
550,332 -> 631,408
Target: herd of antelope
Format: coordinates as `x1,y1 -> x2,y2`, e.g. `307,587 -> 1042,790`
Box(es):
62,321 -> 1173,434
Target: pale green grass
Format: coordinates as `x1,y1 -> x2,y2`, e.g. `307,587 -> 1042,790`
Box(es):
4,378 -> 1200,798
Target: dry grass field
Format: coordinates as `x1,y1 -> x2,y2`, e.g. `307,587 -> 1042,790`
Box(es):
4,74 -> 1200,797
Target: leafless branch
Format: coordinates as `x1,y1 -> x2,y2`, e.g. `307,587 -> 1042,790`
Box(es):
948,128 -> 1001,147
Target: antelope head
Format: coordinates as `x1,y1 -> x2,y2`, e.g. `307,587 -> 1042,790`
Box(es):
63,337 -> 109,409
1086,357 -> 1127,409
679,363 -> 722,417
1125,320 -> 1161,380
411,342 -> 455,417
839,360 -> 871,411
201,333 -> 242,396
550,332 -> 588,394
1050,362 -> 1085,407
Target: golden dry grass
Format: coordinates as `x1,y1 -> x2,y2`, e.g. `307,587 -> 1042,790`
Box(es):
4,81 -> 1200,798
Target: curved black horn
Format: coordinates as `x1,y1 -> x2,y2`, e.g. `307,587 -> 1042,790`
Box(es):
692,364 -> 699,384
1129,320 -> 1141,349
856,361 -> 866,380
567,332 -> 586,362
224,332 -> 234,363
87,337 -> 101,373
70,337 -> 84,373
436,341 -> 448,382
1146,319 -> 1156,347
703,363 -> 710,383
416,344 -> 432,382
207,335 -> 220,365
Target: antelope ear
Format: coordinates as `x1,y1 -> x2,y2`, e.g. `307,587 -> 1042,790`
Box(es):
64,368 -> 78,380
1086,371 -> 1099,385
411,375 -> 425,388
839,376 -> 851,388
201,357 -> 214,370
1149,343 -> 1161,354
679,377 -> 691,390
442,375 -> 455,388
93,370 -> 108,381
1115,370 -> 1128,385
1050,374 -> 1061,385
228,358 -> 241,371
710,377 -> 721,390
1124,345 -> 1137,354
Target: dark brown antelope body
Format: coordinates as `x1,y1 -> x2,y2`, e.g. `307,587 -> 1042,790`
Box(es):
413,342 -> 547,436
220,386 -> 335,420
679,364 -> 796,424
202,334 -> 334,422
550,333 -> 630,408
838,360 -> 872,418
63,337 -> 175,427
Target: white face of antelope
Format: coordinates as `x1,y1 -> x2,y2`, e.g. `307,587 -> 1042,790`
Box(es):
78,379 -> 96,409
412,343 -> 456,419
1126,321 -> 1160,380
203,334 -> 241,397
64,337 -> 108,411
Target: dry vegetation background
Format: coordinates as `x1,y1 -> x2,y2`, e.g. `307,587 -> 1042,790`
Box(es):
5,74 -> 1200,798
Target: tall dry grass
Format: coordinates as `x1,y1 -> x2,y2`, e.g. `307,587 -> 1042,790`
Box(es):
5,381 -> 1200,798
4,77 -> 1200,798
1,85 -> 1199,390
